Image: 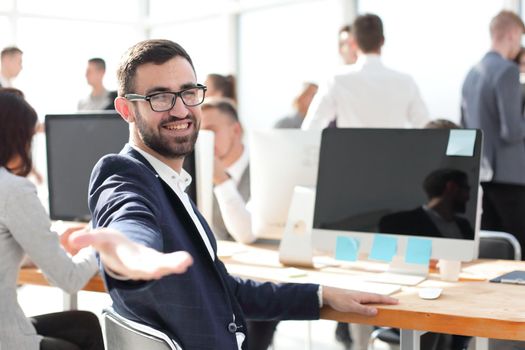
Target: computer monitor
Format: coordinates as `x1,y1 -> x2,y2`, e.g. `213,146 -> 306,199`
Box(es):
45,113 -> 214,222
250,129 -> 322,239
312,128 -> 482,267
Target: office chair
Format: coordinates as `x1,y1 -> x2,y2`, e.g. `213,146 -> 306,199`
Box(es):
103,307 -> 183,350
369,231 -> 521,350
478,230 -> 521,260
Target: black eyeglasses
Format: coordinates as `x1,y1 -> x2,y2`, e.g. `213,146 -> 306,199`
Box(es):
125,84 -> 207,112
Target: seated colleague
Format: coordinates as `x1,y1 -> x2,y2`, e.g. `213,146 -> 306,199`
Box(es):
302,13 -> 429,130
201,98 -> 277,350
78,57 -> 115,111
379,168 -> 473,239
88,39 -> 398,350
0,90 -> 104,350
200,98 -> 255,243
274,82 -> 318,129
205,73 -> 237,103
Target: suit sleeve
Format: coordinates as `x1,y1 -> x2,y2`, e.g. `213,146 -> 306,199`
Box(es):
218,260 -> 321,321
495,65 -> 525,143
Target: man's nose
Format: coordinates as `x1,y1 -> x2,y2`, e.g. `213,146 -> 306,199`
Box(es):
169,97 -> 190,118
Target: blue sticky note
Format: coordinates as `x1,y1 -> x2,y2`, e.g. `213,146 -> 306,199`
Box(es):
405,237 -> 432,265
369,235 -> 397,262
446,129 -> 476,157
335,236 -> 360,262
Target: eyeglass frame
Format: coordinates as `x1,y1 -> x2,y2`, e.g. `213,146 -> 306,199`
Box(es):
124,84 -> 207,112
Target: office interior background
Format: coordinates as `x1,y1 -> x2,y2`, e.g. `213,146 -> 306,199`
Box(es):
3,0 -> 525,349
1,0 -> 523,131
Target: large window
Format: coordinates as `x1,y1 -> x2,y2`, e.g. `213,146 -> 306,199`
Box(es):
238,0 -> 344,130
150,15 -> 234,83
358,0 -> 504,122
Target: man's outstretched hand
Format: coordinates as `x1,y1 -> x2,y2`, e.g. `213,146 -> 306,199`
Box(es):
69,228 -> 193,280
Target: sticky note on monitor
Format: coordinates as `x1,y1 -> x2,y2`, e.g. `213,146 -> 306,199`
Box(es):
335,236 -> 360,262
405,237 -> 432,265
369,234 -> 397,262
446,129 -> 476,157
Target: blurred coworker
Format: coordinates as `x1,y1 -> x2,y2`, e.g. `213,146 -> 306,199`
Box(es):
0,89 -> 104,350
274,82 -> 318,128
462,10 -> 525,258
302,13 -> 429,130
201,98 -> 279,350
205,73 -> 237,103
513,46 -> 525,112
0,46 -> 23,87
339,24 -> 358,65
78,57 -> 114,110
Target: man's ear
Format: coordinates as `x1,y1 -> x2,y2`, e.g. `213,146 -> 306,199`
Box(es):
115,97 -> 135,123
232,121 -> 243,140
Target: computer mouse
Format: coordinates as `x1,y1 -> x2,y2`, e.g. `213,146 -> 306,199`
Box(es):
418,287 -> 443,300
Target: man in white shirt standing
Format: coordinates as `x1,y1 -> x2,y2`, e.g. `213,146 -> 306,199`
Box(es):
302,13 -> 429,130
0,46 -> 23,88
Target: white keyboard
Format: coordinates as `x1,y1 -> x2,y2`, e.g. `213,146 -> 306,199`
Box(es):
304,275 -> 401,295
365,272 -> 426,286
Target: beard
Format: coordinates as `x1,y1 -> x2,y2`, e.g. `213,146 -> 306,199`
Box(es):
134,107 -> 199,159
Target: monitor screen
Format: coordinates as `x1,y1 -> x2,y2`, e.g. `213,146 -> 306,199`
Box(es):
250,129 -> 321,239
45,113 -> 199,222
312,128 -> 482,261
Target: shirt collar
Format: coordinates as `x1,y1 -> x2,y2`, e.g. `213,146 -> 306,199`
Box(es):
129,142 -> 192,192
226,147 -> 249,185
0,74 -> 12,87
355,53 -> 383,67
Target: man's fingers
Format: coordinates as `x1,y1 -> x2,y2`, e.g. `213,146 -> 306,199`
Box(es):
358,293 -> 398,305
351,303 -> 378,316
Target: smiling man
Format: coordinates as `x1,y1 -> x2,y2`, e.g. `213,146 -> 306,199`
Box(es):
88,39 -> 397,350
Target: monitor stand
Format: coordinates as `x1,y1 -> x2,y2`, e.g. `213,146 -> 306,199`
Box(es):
279,186 -> 315,267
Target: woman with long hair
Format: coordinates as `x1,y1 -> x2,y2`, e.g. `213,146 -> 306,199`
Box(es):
0,89 -> 104,350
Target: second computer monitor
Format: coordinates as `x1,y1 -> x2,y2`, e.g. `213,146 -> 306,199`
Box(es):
250,129 -> 321,239
312,128 -> 482,262
46,113 -> 214,223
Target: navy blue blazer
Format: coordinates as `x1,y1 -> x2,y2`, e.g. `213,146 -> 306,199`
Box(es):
89,145 -> 320,349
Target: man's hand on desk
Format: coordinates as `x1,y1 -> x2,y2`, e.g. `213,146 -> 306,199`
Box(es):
323,287 -> 398,316
69,228 -> 193,280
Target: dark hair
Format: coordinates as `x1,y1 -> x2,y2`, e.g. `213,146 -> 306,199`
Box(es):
514,46 -> 525,64
353,13 -> 384,52
1,46 -> 23,59
0,89 -> 37,176
339,24 -> 352,35
117,39 -> 195,96
88,57 -> 106,71
423,169 -> 468,198
425,119 -> 460,129
201,98 -> 239,123
206,74 -> 237,102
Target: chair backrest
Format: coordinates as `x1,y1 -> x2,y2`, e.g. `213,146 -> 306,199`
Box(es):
103,308 -> 183,350
479,230 -> 521,260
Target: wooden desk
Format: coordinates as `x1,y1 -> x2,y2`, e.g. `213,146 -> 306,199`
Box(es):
19,242 -> 525,349
219,241 -> 525,349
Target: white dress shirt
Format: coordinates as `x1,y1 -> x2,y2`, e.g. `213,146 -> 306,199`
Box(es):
130,144 -> 215,260
302,54 -> 429,130
213,148 -> 256,244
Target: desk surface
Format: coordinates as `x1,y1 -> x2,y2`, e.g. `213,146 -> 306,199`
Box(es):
19,241 -> 525,341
